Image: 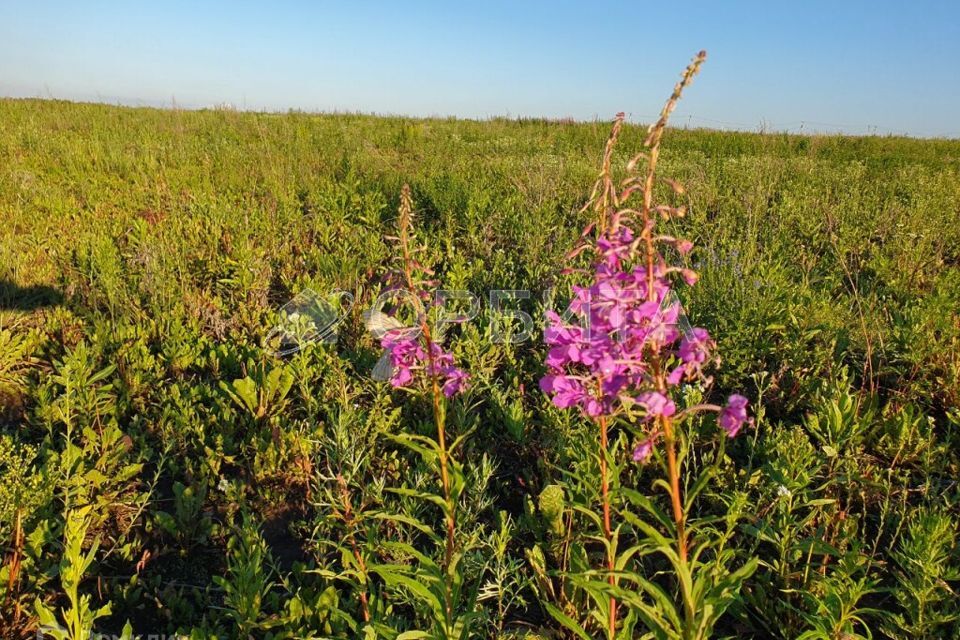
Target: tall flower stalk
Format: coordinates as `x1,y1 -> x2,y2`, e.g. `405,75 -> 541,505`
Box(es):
540,51 -> 754,638
394,184 -> 461,618
371,185 -> 473,637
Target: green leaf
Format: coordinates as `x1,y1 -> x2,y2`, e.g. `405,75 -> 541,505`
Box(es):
376,569 -> 445,621
621,488 -> 673,530
543,602 -> 592,640
684,466 -> 714,512
388,487 -> 449,511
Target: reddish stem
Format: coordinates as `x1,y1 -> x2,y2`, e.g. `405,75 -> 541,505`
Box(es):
598,414 -> 617,638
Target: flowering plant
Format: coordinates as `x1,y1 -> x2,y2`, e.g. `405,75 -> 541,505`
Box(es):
381,330 -> 469,398
367,183 -> 469,400
540,225 -> 750,442
539,51 -> 757,640
366,185 -> 479,639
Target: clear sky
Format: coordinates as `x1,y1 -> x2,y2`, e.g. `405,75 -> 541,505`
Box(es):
2,1 -> 958,137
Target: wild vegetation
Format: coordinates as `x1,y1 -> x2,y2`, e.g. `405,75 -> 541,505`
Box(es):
1,55 -> 959,638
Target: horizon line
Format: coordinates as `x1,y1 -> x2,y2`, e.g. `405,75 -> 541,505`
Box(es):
3,93 -> 958,142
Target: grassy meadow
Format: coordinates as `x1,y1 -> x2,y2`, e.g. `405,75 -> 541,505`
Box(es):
1,97 -> 959,638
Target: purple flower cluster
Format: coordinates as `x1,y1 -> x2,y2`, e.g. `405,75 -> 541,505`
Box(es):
541,226 -> 710,416
540,224 -> 751,458
382,330 -> 469,398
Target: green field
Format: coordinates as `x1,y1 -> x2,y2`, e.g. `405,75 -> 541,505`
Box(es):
2,98 -> 959,638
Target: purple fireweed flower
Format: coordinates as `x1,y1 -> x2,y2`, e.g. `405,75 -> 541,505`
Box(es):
719,394 -> 751,437
391,366 -> 414,387
671,327 -> 715,383
678,328 -> 712,364
541,226 -> 712,418
442,368 -> 469,397
584,397 -> 607,417
636,391 -> 676,419
382,333 -> 424,388
547,344 -> 581,369
382,330 -> 468,397
541,225 -> 715,419
541,221 -> 751,442
540,375 -> 587,409
632,432 -> 661,462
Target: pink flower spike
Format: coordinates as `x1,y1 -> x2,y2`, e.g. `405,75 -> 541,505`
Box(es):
380,328 -> 468,397
676,239 -> 694,256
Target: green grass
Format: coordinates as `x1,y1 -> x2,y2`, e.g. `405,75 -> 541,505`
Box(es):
1,98 -> 958,639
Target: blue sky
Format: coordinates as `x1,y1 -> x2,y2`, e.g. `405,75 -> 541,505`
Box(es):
1,1 -> 958,137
